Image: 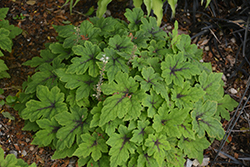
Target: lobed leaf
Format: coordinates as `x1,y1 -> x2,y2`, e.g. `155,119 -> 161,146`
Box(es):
67,41 -> 101,77
161,53 -> 200,87
106,125 -> 136,167
191,100 -> 225,139
21,85 -> 67,122
99,71 -> 146,126
55,106 -> 90,150
178,136 -> 210,163
152,102 -> 188,138
74,132 -> 108,161
171,82 -> 205,109
145,133 -> 171,166
124,8 -> 144,31
55,68 -> 98,101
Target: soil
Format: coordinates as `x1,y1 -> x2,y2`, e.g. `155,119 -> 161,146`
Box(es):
0,0 -> 249,167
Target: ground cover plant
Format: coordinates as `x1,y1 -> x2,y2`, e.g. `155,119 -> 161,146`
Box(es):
0,7 -> 22,79
0,147 -> 36,167
14,7 -> 238,166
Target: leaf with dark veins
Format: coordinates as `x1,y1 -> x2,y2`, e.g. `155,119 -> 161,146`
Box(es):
55,68 -> 98,101
55,106 -> 91,151
145,133 -> 171,166
106,125 -> 136,167
171,82 -> 205,110
191,100 -> 225,139
99,71 -> 146,126
152,102 -> 188,138
130,120 -> 151,144
135,67 -> 169,101
198,71 -> 223,101
67,41 -> 101,77
161,53 -> 200,87
142,90 -> 164,118
21,85 -> 67,122
73,132 -> 108,161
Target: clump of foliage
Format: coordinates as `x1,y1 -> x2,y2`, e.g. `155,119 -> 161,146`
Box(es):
63,0 -> 211,26
16,8 -> 237,166
0,147 -> 36,167
0,8 -> 22,79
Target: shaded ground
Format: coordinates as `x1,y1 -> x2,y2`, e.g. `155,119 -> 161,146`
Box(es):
0,0 -> 249,166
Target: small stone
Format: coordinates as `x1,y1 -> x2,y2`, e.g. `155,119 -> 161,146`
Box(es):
229,88 -> 237,94
231,38 -> 236,43
30,146 -> 34,151
26,138 -> 31,143
105,10 -> 111,16
9,150 -> 18,157
205,46 -> 209,51
22,150 -> 27,156
167,25 -> 172,30
222,74 -> 227,81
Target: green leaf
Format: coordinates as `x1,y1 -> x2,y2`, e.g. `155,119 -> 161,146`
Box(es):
66,41 -> 101,77
178,136 -> 210,163
171,82 -> 205,109
168,0 -> 178,18
106,125 -> 136,167
0,28 -> 12,52
89,17 -> 117,37
96,0 -> 112,18
23,48 -> 58,67
74,132 -> 108,161
79,20 -> 101,44
1,154 -> 18,167
55,106 -> 90,150
32,118 -> 61,147
22,120 -> 40,132
137,147 -> 158,167
24,59 -> 64,94
191,100 -> 225,139
53,24 -> 76,38
217,94 -> 238,120
145,133 -> 171,166
135,67 -> 169,101
0,59 -> 10,79
6,95 -> 17,104
161,52 -> 200,87
142,90 -> 164,118
52,143 -> 78,160
21,85 -> 67,122
49,42 -> 74,60
108,34 -> 134,59
55,68 -> 98,101
130,120 -> 153,144
132,30 -> 150,49
165,144 -> 186,166
152,102 -> 188,138
151,0 -> 164,26
198,71 -> 223,101
124,8 -> 144,31
178,116 -> 196,140
0,8 -> 9,19
96,48 -> 129,82
1,112 -> 15,120
140,17 -> 166,41
99,71 -> 146,126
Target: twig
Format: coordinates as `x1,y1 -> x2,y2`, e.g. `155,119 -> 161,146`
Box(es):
209,28 -> 221,44
230,129 -> 250,132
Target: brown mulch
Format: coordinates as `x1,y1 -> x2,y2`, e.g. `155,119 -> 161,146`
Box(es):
0,0 -> 249,167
